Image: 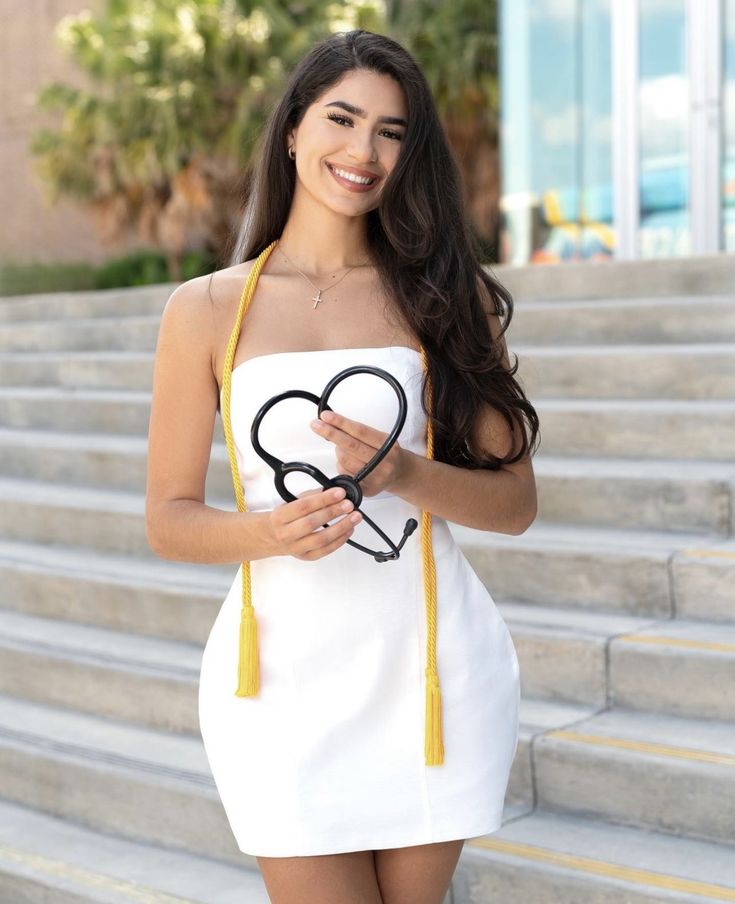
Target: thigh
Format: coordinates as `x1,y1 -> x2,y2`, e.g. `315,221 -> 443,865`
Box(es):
256,849 -> 384,904
373,839 -> 465,904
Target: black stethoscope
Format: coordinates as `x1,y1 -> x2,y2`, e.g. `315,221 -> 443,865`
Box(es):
250,365 -> 418,562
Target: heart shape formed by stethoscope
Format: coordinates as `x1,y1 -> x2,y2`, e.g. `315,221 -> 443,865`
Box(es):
250,364 -> 418,562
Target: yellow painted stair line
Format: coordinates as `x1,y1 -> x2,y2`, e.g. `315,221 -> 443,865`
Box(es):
0,843 -> 197,903
617,634 -> 735,653
470,836 -> 735,901
545,730 -> 735,767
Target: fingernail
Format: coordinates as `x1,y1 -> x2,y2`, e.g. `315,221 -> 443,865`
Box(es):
311,419 -> 323,429
321,410 -> 335,421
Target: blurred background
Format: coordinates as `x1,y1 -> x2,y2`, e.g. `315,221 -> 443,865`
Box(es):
1,0 -> 733,294
0,0 -> 500,293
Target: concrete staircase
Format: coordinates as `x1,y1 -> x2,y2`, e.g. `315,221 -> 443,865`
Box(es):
0,281 -> 733,902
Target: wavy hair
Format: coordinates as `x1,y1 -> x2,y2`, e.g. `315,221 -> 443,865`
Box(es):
215,28 -> 539,469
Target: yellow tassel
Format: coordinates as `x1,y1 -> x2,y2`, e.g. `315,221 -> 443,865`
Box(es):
222,243 -> 277,701
235,598 -> 259,696
420,348 -> 444,766
425,666 -> 445,765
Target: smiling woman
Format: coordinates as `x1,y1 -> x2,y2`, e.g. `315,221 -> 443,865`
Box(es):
146,27 -> 537,904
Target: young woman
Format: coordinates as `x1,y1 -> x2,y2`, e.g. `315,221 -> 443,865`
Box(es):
146,28 -> 539,904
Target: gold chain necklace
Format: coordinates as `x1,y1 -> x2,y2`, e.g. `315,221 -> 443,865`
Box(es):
278,244 -> 370,309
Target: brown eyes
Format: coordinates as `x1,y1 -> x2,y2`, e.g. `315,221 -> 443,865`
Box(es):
326,112 -> 403,142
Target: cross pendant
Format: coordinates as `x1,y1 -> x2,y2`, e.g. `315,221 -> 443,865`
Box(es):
312,290 -> 322,309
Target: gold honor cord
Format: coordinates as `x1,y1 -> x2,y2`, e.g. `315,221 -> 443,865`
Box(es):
220,239 -> 444,766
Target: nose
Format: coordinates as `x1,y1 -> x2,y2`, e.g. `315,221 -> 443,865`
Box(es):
347,133 -> 378,164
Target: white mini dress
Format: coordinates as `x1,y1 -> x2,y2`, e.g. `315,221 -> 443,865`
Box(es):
197,343 -> 521,857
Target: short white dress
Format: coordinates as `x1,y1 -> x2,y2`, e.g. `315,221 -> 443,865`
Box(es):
198,343 -> 521,857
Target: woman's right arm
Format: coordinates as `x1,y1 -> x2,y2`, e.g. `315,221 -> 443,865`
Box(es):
144,276 -> 275,564
145,277 -> 361,564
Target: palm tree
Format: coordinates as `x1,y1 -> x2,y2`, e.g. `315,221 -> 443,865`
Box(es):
31,0 -> 500,276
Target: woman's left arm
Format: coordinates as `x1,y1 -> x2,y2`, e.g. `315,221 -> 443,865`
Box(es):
391,293 -> 537,534
311,280 -> 538,534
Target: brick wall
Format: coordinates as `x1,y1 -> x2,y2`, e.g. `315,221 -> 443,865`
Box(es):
0,0 -> 147,265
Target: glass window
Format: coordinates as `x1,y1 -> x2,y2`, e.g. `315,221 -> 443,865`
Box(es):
638,0 -> 690,257
499,0 -> 613,265
724,0 -> 735,251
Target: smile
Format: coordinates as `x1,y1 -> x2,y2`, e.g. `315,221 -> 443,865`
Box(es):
326,163 -> 379,191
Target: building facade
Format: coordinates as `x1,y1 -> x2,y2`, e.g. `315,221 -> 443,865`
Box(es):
499,0 -> 734,265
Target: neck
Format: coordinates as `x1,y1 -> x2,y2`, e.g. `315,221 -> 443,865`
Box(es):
277,200 -> 374,277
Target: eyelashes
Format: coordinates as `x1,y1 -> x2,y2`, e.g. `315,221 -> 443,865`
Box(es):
326,112 -> 403,141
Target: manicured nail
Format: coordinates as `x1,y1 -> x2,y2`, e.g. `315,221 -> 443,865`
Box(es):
311,419 -> 323,430
321,410 -> 335,421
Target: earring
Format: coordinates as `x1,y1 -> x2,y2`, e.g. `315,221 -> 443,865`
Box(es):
288,146 -> 295,160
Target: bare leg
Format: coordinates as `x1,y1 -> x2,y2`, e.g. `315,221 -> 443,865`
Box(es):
256,849 -> 385,904
373,839 -> 465,904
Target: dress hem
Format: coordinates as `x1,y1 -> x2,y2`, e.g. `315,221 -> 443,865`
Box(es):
235,811 -> 506,858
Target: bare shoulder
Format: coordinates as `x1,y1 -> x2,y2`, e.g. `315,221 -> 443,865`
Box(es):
160,260 -> 258,375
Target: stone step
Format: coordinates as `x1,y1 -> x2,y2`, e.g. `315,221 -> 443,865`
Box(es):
2,429 -> 732,536
508,294 -> 735,345
0,475 -> 154,558
0,692 -> 245,867
1,343 -> 735,398
0,314 -> 160,352
0,386 -> 151,435
1,478 -> 730,621
458,807 -> 735,903
609,618 -> 735,721
0,601 -> 583,821
0,537 -> 228,642
0,294 -> 733,352
511,699 -> 601,811
0,797 -> 270,904
534,456 -> 733,536
533,705 -> 735,845
0,606 -> 202,734
536,398 -> 735,461
517,343 -> 735,400
453,521 -> 734,620
672,541 -> 735,621
1,388 -> 734,463
0,351 -> 154,390
4,591 -> 730,741
0,286 -> 170,323
500,600 -> 735,721
0,691 -> 537,870
0,427 -> 229,506
4,703 -> 732,903
0,598 -> 671,744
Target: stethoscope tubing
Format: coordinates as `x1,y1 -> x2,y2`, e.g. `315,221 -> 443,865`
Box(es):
250,364 -> 418,561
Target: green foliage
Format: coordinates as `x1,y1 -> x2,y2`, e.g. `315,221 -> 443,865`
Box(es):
0,248 -> 217,296
390,0 -> 498,123
0,262 -> 97,297
28,0 -> 500,266
92,249 -> 170,287
31,0 -> 388,206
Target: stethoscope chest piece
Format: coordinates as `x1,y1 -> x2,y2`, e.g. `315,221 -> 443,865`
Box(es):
250,364 -> 418,561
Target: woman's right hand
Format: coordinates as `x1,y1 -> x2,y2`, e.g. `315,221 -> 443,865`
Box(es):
267,486 -> 363,560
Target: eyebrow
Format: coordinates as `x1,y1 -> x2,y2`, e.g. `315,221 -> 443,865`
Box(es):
324,100 -> 407,128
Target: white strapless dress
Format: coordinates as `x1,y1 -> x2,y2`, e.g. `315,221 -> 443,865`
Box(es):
198,345 -> 520,857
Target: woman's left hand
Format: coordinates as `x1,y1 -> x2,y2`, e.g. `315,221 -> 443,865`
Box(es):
310,409 -> 412,497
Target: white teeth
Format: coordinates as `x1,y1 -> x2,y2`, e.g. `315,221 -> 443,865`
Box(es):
330,165 -> 375,185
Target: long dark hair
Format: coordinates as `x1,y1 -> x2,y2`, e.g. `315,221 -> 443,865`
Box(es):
216,28 -> 539,469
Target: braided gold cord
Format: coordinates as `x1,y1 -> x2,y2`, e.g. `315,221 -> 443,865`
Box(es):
220,239 -> 444,765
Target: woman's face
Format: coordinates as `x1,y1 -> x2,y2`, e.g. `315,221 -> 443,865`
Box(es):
287,68 -> 408,214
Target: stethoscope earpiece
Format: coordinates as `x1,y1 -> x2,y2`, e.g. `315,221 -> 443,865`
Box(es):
250,364 -> 418,561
